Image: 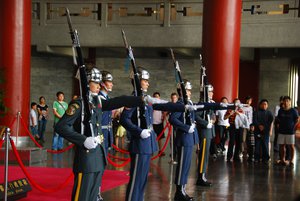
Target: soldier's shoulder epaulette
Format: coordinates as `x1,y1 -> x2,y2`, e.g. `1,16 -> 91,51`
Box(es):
66,100 -> 81,116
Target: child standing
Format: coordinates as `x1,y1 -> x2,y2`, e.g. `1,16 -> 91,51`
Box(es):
113,107 -> 126,150
247,124 -> 255,162
30,102 -> 38,138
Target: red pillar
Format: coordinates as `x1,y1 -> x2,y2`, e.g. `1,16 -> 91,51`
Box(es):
202,0 -> 242,102
0,0 -> 31,136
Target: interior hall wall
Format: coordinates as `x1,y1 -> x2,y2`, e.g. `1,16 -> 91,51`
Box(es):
95,57 -> 202,101
30,56 -> 74,134
259,58 -> 290,113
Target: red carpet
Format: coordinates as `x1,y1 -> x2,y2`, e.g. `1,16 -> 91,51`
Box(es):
0,166 -> 129,201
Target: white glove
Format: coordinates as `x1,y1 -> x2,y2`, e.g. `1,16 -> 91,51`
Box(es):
235,103 -> 248,108
188,123 -> 196,133
194,105 -> 204,110
220,102 -> 228,108
207,122 -> 213,129
140,129 -> 151,139
94,136 -> 101,144
83,137 -> 98,149
144,95 -> 168,104
185,105 -> 197,112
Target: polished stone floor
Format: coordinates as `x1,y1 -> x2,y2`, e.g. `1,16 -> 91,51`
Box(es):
29,136 -> 300,201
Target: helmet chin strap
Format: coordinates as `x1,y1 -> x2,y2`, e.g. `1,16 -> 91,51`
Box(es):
101,82 -> 111,92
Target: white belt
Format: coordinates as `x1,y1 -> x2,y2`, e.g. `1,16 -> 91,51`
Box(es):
102,125 -> 112,129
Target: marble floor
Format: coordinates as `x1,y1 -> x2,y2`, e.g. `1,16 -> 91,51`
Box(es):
29,137 -> 300,201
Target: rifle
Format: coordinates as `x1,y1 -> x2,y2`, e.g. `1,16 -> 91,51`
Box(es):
121,30 -> 146,128
170,48 -> 188,106
170,49 -> 195,125
121,30 -> 143,97
65,8 -> 92,134
199,54 -> 208,103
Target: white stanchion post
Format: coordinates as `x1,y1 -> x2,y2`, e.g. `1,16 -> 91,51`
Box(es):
4,127 -> 10,201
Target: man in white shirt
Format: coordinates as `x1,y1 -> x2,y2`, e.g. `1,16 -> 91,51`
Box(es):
152,92 -> 166,156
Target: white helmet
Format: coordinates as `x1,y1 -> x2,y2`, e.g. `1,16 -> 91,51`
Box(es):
101,70 -> 113,82
177,79 -> 192,91
130,67 -> 150,80
206,84 -> 214,92
184,80 -> 192,90
87,67 -> 102,83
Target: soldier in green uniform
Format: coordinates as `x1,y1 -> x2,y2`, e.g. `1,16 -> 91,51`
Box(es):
55,67 -> 146,201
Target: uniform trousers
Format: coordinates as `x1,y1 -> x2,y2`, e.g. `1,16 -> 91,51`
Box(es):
126,153 -> 151,201
72,171 -> 102,201
175,146 -> 193,185
198,135 -> 211,176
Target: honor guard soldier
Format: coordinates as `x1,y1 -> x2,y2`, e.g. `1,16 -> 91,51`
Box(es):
169,80 -> 198,201
98,70 -> 114,201
195,84 -> 215,187
120,67 -> 199,201
55,67 -> 147,201
99,70 -> 114,153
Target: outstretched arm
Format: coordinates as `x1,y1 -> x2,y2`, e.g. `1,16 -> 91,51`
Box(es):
102,96 -> 144,111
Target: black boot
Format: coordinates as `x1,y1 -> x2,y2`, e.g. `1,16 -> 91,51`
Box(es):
183,185 -> 194,201
196,173 -> 212,187
174,185 -> 193,201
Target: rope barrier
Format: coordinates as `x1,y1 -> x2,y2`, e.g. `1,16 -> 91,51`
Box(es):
111,122 -> 170,154
46,144 -> 75,153
111,144 -> 130,154
107,124 -> 173,165
151,124 -> 172,160
9,137 -> 74,193
19,116 -> 43,147
108,153 -> 130,161
19,115 -> 75,154
0,138 -> 4,149
156,122 -> 170,141
107,156 -> 131,168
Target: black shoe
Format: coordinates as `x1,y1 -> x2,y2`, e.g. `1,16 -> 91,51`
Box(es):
184,193 -> 194,201
174,191 -> 193,201
196,179 -> 212,187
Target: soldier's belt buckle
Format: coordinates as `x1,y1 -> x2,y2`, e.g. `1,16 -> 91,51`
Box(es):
96,135 -> 104,144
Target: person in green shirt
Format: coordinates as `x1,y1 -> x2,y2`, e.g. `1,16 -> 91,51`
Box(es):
52,91 -> 68,150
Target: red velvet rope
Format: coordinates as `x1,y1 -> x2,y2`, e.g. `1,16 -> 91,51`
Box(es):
151,124 -> 172,160
9,138 -> 73,193
46,144 -> 75,153
108,153 -> 130,161
112,144 -> 130,154
107,156 -> 131,168
156,122 -> 170,140
19,116 -> 75,154
19,116 -> 43,148
111,122 -> 170,154
0,127 -> 5,148
107,124 -> 172,165
0,138 -> 4,148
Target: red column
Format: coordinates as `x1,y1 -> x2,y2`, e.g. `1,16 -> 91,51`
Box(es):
0,0 -> 31,136
202,0 -> 242,102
